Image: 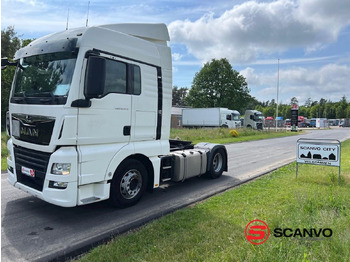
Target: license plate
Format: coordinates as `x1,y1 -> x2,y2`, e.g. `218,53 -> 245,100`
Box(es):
21,166 -> 35,178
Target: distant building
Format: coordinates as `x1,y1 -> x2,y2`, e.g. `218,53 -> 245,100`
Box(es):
171,107 -> 185,128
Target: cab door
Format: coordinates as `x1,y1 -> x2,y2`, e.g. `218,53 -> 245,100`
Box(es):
131,64 -> 158,141
77,56 -> 132,145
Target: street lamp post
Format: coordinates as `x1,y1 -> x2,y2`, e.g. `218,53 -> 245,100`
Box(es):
275,58 -> 280,131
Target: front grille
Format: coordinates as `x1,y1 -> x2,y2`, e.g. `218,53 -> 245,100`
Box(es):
257,123 -> 263,130
14,146 -> 51,191
12,114 -> 55,145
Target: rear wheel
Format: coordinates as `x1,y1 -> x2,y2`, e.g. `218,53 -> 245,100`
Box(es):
207,148 -> 226,179
110,159 -> 148,208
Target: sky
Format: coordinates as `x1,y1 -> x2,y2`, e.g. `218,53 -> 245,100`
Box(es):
2,0 -> 350,105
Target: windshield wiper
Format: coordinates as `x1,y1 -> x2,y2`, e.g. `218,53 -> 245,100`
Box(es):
38,91 -> 59,104
12,91 -> 28,103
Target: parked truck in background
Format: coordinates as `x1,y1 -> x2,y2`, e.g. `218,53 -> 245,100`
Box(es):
339,119 -> 350,127
309,118 -> 316,127
4,24 -> 228,208
298,116 -> 308,127
316,118 -> 328,128
182,108 -> 241,129
243,110 -> 263,130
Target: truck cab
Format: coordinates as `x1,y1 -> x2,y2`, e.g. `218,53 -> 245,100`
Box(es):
243,110 -> 263,130
6,24 -> 227,208
222,109 -> 241,128
230,110 -> 241,128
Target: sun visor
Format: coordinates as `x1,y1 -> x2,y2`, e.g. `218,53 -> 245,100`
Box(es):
14,38 -> 78,60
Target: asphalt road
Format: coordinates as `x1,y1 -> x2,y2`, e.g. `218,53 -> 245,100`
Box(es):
2,128 -> 350,262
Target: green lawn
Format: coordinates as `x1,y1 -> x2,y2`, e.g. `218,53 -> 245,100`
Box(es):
78,139 -> 350,262
1,132 -> 9,171
170,127 -> 300,144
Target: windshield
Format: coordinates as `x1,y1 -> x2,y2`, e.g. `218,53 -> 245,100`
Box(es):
254,114 -> 263,121
232,113 -> 240,121
12,52 -> 77,104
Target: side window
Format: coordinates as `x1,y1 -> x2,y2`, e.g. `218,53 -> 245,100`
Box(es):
133,65 -> 141,95
226,114 -> 232,120
86,54 -> 142,97
104,59 -> 127,95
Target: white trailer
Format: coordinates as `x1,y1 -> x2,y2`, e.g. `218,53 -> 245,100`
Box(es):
4,24 -> 228,208
316,118 -> 328,128
182,108 -> 240,128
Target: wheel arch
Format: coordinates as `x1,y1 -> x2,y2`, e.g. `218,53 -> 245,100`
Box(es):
208,145 -> 228,172
194,143 -> 228,172
111,154 -> 154,192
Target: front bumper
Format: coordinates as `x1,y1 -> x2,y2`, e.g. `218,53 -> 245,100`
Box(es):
7,139 -> 78,207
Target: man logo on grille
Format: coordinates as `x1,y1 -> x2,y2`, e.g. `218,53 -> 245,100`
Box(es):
245,220 -> 270,245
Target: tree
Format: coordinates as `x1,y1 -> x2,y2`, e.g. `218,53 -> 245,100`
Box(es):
172,86 -> 188,106
185,58 -> 251,113
304,97 -> 312,107
1,26 -> 33,130
1,26 -> 21,59
290,97 -> 298,105
263,106 -> 275,117
346,105 -> 350,118
336,105 -> 346,118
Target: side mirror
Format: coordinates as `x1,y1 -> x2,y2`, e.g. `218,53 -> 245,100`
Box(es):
2,58 -> 9,68
1,57 -> 17,70
85,56 -> 106,99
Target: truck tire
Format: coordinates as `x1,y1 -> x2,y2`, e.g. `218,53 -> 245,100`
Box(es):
110,159 -> 148,208
207,148 -> 226,179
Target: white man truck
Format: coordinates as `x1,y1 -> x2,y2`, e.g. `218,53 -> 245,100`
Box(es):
243,110 -> 263,130
4,24 -> 228,208
182,108 -> 241,128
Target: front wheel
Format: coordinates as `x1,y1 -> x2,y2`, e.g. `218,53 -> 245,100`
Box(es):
110,159 -> 148,208
207,148 -> 226,179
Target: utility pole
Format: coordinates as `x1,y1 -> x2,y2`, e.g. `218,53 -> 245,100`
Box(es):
275,58 -> 280,131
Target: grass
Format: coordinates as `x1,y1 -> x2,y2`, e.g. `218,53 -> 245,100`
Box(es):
1,132 -> 9,171
170,127 -> 300,144
77,139 -> 350,262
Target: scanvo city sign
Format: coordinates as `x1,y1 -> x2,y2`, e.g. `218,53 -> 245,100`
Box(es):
297,139 -> 340,167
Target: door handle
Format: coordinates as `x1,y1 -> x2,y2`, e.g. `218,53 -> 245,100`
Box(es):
123,126 -> 131,136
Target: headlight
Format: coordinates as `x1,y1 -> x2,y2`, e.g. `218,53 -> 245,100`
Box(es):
51,163 -> 71,175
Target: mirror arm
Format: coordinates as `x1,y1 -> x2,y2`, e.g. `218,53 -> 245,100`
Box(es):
71,99 -> 92,108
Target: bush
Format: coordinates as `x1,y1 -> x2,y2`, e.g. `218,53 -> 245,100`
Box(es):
229,129 -> 239,137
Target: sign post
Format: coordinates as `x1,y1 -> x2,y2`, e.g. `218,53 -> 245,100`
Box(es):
296,138 -> 341,182
291,103 -> 299,132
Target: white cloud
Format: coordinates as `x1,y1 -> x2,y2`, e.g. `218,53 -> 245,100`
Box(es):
168,0 -> 350,63
241,63 -> 350,103
240,67 -> 262,85
172,53 -> 183,61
